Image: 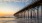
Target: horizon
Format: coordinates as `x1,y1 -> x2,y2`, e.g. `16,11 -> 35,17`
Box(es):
0,0 -> 40,17
0,0 -> 29,16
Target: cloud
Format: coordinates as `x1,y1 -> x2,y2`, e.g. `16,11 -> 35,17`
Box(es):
0,0 -> 28,3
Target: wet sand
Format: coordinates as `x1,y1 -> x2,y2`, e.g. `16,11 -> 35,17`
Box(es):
0,18 -> 42,23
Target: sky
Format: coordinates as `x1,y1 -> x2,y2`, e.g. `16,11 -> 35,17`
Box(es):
0,0 -> 29,16
0,2 -> 25,16
0,0 -> 37,16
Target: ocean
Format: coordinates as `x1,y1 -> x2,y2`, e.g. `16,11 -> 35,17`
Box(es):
0,18 -> 42,23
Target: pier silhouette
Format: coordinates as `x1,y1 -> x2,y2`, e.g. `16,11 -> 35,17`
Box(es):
14,0 -> 42,23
